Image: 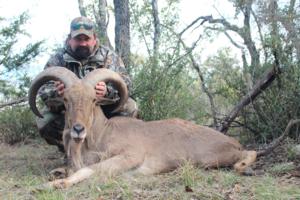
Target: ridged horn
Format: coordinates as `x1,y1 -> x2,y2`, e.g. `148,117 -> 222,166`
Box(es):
28,66 -> 80,118
83,68 -> 128,112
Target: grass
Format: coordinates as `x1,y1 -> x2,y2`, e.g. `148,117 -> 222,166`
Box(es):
269,162 -> 296,176
1,140 -> 300,200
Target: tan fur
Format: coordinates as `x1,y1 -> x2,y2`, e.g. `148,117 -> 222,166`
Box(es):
38,72 -> 257,189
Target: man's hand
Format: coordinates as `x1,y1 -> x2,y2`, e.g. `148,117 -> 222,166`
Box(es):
95,81 -> 107,99
54,81 -> 107,99
54,81 -> 65,96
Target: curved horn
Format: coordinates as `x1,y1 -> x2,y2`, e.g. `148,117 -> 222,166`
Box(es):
83,68 -> 128,112
28,66 -> 80,118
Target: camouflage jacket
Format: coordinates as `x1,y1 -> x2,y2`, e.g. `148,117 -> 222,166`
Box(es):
39,43 -> 132,113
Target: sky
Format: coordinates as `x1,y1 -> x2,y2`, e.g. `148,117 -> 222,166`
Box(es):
0,0 -> 79,45
0,0 -> 238,76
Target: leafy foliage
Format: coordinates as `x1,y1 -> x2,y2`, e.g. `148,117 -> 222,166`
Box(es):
132,57 -> 206,121
116,0 -> 300,145
0,13 -> 43,144
130,0 -> 208,121
0,13 -> 43,99
0,106 -> 37,144
202,48 -> 244,113
241,63 -> 300,143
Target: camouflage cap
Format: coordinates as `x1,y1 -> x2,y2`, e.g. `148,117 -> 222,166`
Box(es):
70,17 -> 95,38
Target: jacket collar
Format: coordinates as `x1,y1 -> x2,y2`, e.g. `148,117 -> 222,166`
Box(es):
63,38 -> 103,65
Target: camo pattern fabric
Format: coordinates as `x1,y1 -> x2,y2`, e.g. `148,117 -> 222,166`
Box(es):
38,44 -> 132,113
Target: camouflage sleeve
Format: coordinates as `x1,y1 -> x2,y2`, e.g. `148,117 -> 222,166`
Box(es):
38,81 -> 65,113
104,49 -> 133,100
38,51 -> 65,113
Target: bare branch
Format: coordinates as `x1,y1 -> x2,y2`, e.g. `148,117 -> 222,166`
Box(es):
0,96 -> 28,109
202,2 -> 260,70
166,33 -> 202,68
179,15 -> 213,36
217,64 -> 281,133
184,43 -> 218,127
257,119 -> 300,157
223,31 -> 244,50
250,8 -> 268,63
158,23 -> 218,126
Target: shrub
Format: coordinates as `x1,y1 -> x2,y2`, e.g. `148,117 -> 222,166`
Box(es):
0,105 -> 38,144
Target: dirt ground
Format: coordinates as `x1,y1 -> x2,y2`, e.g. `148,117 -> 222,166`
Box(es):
253,139 -> 300,181
0,139 -> 300,200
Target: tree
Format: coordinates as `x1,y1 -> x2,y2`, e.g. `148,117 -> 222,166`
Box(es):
129,0 -> 208,121
77,0 -> 112,48
114,0 -> 131,68
0,13 -> 43,144
184,0 -> 300,141
77,0 -> 131,61
0,13 -> 43,100
76,0 -> 300,143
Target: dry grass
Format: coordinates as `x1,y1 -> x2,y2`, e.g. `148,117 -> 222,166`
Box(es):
1,140 -> 300,200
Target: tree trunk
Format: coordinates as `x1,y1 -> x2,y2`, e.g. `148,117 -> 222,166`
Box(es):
151,0 -> 160,58
114,0 -> 131,68
96,0 -> 112,48
77,0 -> 87,17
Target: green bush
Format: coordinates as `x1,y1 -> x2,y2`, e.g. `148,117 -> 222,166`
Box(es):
0,105 -> 38,144
132,60 -> 207,122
